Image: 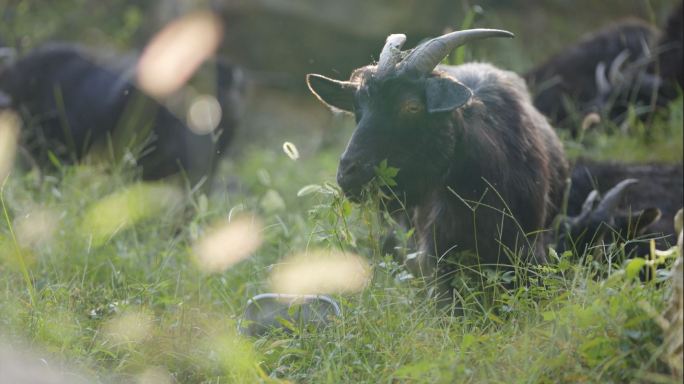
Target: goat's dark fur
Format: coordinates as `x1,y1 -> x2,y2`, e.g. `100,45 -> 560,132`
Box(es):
566,159 -> 683,252
309,61 -> 569,293
526,3 -> 683,128
652,2 -> 683,99
408,64 -> 568,268
0,43 -> 244,183
525,19 -> 658,126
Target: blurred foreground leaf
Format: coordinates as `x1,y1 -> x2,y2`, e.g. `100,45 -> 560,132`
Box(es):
81,182 -> 182,246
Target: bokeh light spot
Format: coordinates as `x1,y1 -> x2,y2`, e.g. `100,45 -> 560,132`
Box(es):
187,94 -> 222,134
137,11 -> 224,98
193,215 -> 263,273
0,110 -> 20,182
270,250 -> 371,295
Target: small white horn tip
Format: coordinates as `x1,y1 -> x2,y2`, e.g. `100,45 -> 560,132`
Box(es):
479,28 -> 515,38
386,34 -> 407,45
454,28 -> 515,38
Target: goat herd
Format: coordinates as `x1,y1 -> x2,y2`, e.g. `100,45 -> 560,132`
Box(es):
0,4 -> 682,301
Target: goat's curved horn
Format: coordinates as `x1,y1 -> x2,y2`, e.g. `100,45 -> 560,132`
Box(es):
638,35 -> 652,59
580,189 -> 601,217
595,62 -> 611,96
377,34 -> 407,77
608,49 -> 630,85
399,29 -> 514,75
596,178 -> 638,214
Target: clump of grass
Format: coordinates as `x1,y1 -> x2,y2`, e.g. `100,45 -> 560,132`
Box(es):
5,118 -> 684,384
3,136 -> 679,382
564,95 -> 684,164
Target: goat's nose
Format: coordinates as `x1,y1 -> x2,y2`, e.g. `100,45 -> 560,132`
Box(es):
337,156 -> 371,194
338,157 -> 361,179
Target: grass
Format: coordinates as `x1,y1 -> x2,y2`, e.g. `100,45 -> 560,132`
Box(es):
563,97 -> 684,164
0,98 -> 682,383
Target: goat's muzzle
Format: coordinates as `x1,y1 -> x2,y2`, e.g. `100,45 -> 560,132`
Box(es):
336,156 -> 374,200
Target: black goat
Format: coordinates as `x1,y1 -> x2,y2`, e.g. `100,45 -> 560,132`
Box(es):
0,43 -> 244,183
524,19 -> 659,127
307,29 -> 569,296
526,3 -> 683,129
560,160 -> 683,255
651,2 -> 683,100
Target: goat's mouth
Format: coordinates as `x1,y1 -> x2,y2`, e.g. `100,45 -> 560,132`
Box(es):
337,175 -> 408,207
336,163 -> 374,201
336,177 -> 369,203
336,160 -> 412,204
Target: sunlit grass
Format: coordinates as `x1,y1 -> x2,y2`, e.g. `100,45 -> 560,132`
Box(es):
0,123 -> 680,382
564,96 -> 684,164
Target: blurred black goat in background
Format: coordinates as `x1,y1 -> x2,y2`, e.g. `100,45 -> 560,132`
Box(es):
0,43 -> 245,184
559,159 -> 684,256
525,2 -> 682,130
652,2 -> 683,98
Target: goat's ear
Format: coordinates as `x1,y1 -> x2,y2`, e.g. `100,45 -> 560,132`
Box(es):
425,77 -> 472,113
306,74 -> 356,113
614,207 -> 662,236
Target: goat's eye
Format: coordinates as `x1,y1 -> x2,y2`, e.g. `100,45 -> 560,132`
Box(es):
400,100 -> 424,115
